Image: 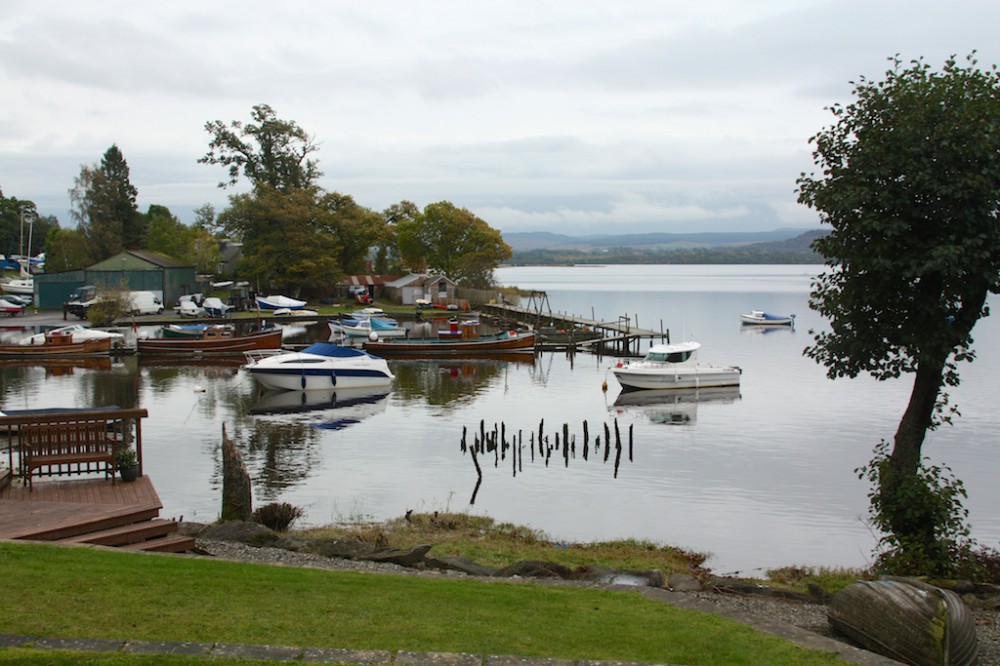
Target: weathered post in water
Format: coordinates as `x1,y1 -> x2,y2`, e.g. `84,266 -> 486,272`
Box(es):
221,423 -> 252,521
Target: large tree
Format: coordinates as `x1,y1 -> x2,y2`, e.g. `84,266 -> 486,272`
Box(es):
797,54 -> 1000,568
200,104 -> 321,193
396,201 -> 511,287
70,145 -> 143,260
218,186 -> 343,295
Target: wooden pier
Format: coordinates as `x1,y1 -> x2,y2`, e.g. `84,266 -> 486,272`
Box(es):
482,291 -> 668,355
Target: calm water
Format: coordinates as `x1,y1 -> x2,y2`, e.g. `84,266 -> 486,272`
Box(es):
2,264 -> 998,575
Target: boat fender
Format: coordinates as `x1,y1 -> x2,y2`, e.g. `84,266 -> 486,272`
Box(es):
601,380 -> 607,392
300,371 -> 307,390
616,361 -> 623,368
331,371 -> 337,387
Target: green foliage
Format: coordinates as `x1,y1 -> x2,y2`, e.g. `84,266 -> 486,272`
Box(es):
397,201 -> 511,287
0,193 -> 40,258
86,288 -> 129,327
43,227 -> 93,272
798,53 -> 1000,563
115,446 -> 137,469
220,187 -> 345,294
857,440 -> 976,577
200,104 -> 322,193
70,145 -> 143,261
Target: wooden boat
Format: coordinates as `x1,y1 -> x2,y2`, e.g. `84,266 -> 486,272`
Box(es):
160,324 -> 209,339
828,576 -> 978,666
364,322 -> 536,356
0,330 -> 112,357
137,325 -> 284,355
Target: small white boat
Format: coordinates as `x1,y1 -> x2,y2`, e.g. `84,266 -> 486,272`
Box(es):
329,317 -> 406,339
0,297 -> 24,316
203,297 -> 231,318
255,294 -> 307,311
1,277 -> 34,296
244,342 -> 394,391
18,324 -> 125,346
610,341 -> 741,392
739,310 -> 795,326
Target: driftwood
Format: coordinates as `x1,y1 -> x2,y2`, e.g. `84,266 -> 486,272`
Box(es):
828,576 -> 978,666
220,423 -> 252,522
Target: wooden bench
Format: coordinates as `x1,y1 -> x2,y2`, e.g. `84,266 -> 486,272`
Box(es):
0,408 -> 148,490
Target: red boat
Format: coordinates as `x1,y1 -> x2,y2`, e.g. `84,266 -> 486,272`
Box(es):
137,325 -> 284,355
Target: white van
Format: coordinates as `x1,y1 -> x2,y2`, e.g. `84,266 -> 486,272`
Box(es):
125,291 -> 164,316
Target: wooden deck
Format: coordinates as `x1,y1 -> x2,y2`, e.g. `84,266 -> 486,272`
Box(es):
0,475 -> 194,552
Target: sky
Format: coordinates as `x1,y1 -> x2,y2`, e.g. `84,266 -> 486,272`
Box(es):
1,1 -> 998,237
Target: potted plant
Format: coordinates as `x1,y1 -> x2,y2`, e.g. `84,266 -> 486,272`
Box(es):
116,446 -> 139,482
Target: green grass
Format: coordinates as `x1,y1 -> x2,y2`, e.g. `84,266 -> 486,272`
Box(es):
0,541 -> 844,665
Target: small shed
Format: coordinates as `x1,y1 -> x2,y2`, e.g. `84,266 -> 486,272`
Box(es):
342,275 -> 395,301
385,274 -> 457,306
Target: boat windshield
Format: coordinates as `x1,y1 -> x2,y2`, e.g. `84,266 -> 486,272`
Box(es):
645,349 -> 692,363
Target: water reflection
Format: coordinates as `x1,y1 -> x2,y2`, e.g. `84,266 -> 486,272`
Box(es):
249,386 -> 390,430
390,355 -> 533,408
609,386 -> 742,426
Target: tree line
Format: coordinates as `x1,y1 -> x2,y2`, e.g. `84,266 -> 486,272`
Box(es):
0,104 -> 512,292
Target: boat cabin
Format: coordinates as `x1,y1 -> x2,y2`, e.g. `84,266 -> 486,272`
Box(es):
643,341 -> 700,364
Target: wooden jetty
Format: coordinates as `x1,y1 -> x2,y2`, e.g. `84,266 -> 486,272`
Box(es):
482,291 -> 668,355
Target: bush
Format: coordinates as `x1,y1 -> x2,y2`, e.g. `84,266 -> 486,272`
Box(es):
252,502 -> 304,532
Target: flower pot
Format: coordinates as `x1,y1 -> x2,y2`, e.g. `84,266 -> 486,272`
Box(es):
119,464 -> 139,482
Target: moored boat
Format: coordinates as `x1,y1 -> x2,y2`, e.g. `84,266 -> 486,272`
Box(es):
739,310 -> 795,326
329,316 -> 406,339
19,324 -> 124,346
0,330 -> 113,357
160,324 -> 209,339
610,341 -> 741,391
138,325 -> 283,355
244,342 -> 394,391
363,319 -> 535,356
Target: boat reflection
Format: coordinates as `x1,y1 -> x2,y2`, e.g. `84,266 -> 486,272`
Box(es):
609,386 -> 741,425
0,356 -> 114,376
249,385 -> 391,430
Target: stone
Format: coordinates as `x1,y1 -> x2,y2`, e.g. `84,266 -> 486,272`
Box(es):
365,544 -> 433,567
495,560 -> 574,579
424,555 -> 497,577
668,573 -> 702,592
200,520 -> 277,545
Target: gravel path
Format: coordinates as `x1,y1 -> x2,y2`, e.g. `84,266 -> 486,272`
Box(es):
196,539 -> 1000,665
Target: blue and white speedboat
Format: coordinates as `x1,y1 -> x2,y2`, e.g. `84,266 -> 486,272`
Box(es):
328,316 -> 406,339
244,342 -> 394,391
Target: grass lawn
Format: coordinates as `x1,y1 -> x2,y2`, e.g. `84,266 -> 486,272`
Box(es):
0,542 -> 845,665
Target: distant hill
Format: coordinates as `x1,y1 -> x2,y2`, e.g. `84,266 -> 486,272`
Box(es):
504,229 -> 826,265
502,228 -> 814,252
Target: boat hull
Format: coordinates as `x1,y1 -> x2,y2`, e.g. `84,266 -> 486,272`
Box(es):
328,321 -> 407,338
363,332 -> 536,355
245,343 -> 395,391
612,366 -> 741,391
137,328 -> 283,355
739,312 -> 795,326
1,280 -> 34,296
0,337 -> 112,357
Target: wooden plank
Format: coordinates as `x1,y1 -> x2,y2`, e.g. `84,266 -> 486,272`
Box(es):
61,518 -> 178,546
120,534 -> 196,553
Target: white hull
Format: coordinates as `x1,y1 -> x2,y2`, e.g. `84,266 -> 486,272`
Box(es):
612,366 -> 741,391
328,321 -> 407,338
739,311 -> 795,326
245,343 -> 394,391
1,279 -> 33,296
610,340 -> 741,392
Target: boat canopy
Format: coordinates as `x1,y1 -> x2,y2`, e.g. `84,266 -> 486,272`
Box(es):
644,341 -> 700,363
301,342 -> 378,359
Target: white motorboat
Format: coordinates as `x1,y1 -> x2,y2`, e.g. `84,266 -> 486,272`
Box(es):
610,341 -> 741,391
18,324 -> 124,346
244,342 -> 394,391
255,294 -> 307,311
739,310 -> 795,326
329,316 -> 406,339
1,277 -> 33,296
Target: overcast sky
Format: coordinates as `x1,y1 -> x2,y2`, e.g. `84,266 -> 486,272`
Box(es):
1,1 -> 997,236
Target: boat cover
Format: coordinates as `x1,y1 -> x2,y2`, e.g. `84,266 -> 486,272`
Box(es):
301,342 -> 376,359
